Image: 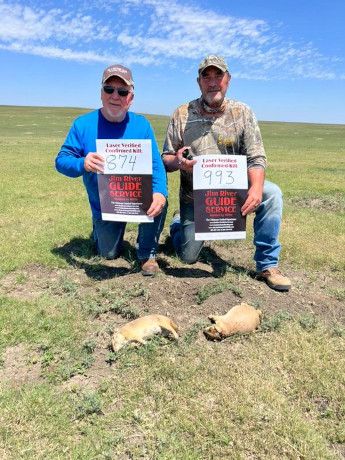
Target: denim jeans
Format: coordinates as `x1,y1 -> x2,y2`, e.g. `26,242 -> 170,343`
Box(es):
170,180 -> 283,272
93,205 -> 167,260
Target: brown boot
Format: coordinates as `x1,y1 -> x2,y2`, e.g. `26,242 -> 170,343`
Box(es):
257,268 -> 291,292
140,258 -> 159,276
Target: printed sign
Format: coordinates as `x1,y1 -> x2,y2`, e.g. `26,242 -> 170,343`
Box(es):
96,139 -> 153,222
193,155 -> 248,240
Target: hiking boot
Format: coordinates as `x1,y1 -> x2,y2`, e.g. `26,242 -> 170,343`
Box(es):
140,258 -> 159,276
257,268 -> 291,292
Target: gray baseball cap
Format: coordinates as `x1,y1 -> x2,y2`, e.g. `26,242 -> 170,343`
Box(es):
102,65 -> 134,87
198,55 -> 228,75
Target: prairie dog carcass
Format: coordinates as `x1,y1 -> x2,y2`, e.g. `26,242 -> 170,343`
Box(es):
112,315 -> 179,351
204,303 -> 261,340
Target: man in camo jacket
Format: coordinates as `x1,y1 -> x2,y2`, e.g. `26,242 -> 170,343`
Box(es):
162,55 -> 291,292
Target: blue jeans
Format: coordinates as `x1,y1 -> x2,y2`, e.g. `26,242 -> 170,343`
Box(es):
93,205 -> 167,260
170,181 -> 282,272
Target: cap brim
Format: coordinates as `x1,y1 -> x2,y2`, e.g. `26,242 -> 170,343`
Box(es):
199,64 -> 227,74
102,74 -> 133,86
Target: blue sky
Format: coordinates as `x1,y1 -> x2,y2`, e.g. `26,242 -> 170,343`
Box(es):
1,0 -> 344,124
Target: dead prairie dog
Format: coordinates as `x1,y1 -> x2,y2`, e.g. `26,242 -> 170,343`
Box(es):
111,315 -> 179,352
204,302 -> 261,340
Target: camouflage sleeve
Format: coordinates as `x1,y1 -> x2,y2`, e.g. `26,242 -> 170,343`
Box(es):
242,105 -> 267,170
162,108 -> 184,158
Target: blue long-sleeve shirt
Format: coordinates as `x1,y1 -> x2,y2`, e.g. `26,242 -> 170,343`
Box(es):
55,109 -> 167,219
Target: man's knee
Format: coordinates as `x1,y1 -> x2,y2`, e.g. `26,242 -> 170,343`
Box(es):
93,219 -> 125,260
97,246 -> 120,260
263,182 -> 283,210
180,253 -> 199,264
263,181 -> 282,199
180,242 -> 203,264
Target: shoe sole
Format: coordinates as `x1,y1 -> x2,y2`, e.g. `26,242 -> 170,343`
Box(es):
265,279 -> 291,292
141,269 -> 158,276
256,274 -> 291,292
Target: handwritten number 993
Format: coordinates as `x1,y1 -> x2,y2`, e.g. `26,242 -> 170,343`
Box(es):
106,154 -> 137,171
204,170 -> 234,186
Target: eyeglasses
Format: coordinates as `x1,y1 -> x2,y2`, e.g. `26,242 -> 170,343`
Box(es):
102,86 -> 132,97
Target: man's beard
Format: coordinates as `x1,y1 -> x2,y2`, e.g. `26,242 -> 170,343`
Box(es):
199,96 -> 227,114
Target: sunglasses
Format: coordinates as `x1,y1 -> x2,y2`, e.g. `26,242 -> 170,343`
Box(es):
103,86 -> 132,97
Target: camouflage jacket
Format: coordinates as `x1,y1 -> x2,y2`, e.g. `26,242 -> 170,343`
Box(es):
163,98 -> 267,203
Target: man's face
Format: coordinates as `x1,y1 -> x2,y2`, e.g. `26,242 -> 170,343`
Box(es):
101,76 -> 134,122
197,66 -> 230,108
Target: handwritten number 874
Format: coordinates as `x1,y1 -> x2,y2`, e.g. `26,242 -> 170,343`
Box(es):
204,170 -> 234,186
106,154 -> 137,171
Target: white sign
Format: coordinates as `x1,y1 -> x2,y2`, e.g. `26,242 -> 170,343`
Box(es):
193,154 -> 248,240
193,155 -> 248,190
96,139 -> 153,223
96,139 -> 152,175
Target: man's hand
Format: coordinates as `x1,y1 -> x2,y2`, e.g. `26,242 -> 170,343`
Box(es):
241,185 -> 263,216
162,146 -> 197,173
175,146 -> 197,173
147,193 -> 166,218
241,168 -> 264,216
84,153 -> 105,173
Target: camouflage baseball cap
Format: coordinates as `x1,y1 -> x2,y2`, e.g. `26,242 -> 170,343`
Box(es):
198,55 -> 228,75
102,65 -> 134,87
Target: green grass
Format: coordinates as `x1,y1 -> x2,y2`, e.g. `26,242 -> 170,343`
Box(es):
259,121 -> 345,272
1,321 -> 344,459
0,106 -> 345,459
0,106 -> 344,275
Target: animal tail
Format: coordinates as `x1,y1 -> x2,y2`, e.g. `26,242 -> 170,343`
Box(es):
170,319 -> 179,332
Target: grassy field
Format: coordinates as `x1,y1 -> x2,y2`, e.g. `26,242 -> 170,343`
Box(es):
0,105 -> 345,459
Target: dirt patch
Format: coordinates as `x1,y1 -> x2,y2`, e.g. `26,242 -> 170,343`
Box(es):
0,344 -> 44,386
1,242 -> 344,389
62,345 -> 114,391
285,194 -> 345,213
0,264 -> 61,299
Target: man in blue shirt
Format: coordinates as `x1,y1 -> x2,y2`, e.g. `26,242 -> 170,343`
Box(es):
56,64 -> 167,276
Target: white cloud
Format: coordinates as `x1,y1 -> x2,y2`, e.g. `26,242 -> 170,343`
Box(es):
0,42 -> 106,61
0,0 -> 343,80
0,2 -> 114,43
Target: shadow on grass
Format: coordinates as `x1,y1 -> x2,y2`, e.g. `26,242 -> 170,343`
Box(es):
52,235 -> 250,281
158,237 -> 249,279
51,236 -> 137,280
